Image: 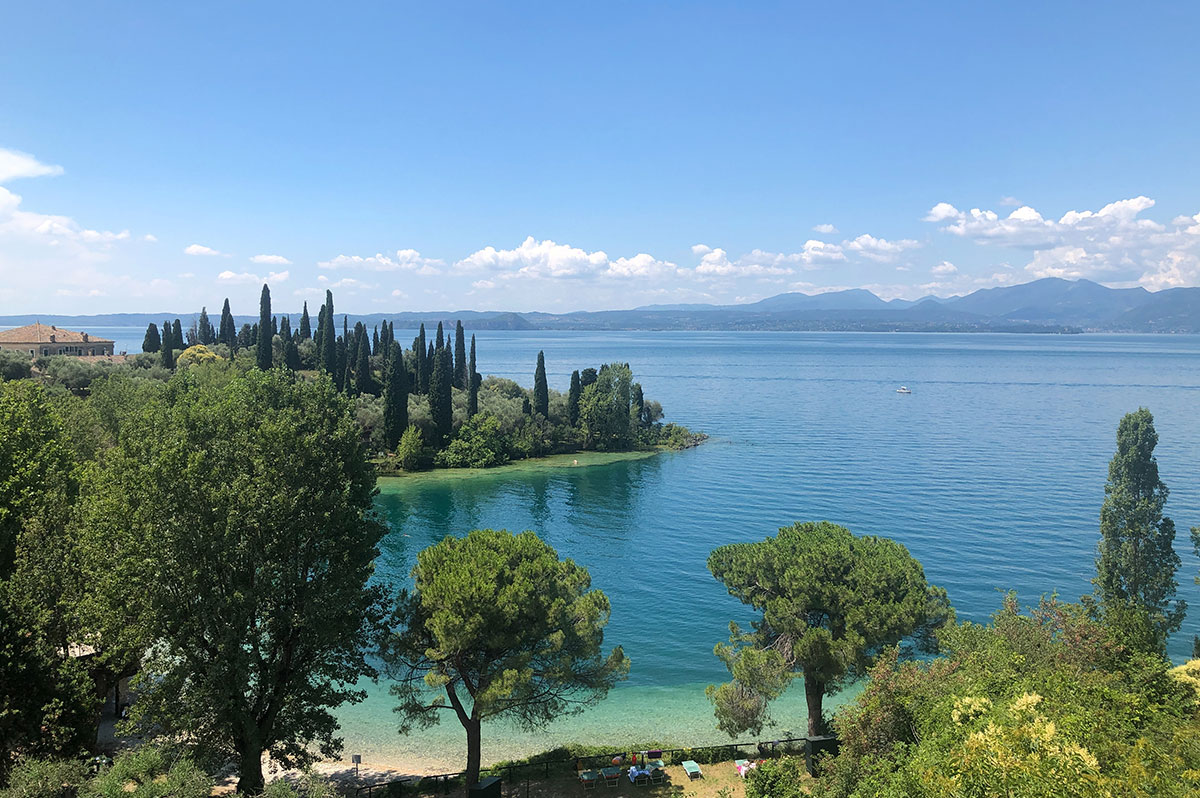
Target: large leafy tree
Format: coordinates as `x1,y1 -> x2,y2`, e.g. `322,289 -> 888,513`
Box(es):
1094,408 -> 1184,653
0,382 -> 96,775
84,370 -> 387,793
384,529 -> 629,786
707,521 -> 950,737
577,363 -> 634,450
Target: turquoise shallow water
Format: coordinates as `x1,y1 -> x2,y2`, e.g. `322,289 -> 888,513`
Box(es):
339,331 -> 1200,771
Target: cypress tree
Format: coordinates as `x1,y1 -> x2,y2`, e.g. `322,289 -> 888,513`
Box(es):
383,346 -> 408,450
322,291 -> 337,377
172,319 -> 184,352
580,367 -> 598,390
454,321 -> 467,389
568,369 -> 581,427
467,335 -> 478,417
435,321 -> 444,351
279,316 -> 291,340
417,324 -> 428,394
355,330 -> 373,394
1094,408 -> 1185,652
372,326 -> 380,357
197,307 -> 213,345
299,301 -> 312,340
429,346 -> 453,446
160,322 -> 174,368
257,284 -> 273,370
142,322 -> 161,353
284,335 -> 301,371
522,396 -> 532,416
335,336 -> 347,392
219,298 -> 236,349
533,350 -> 549,418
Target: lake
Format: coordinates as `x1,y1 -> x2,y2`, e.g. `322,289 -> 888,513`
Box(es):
46,327 -> 1200,770
347,330 -> 1200,772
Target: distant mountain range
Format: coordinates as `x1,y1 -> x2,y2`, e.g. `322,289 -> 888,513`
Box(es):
4,278 -> 1200,333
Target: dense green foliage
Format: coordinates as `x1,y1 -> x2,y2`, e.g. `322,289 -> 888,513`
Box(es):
384,529 -> 629,785
707,522 -> 951,737
256,284 -> 272,370
815,595 -> 1200,797
82,370 -> 387,793
1095,408 -> 1184,654
746,756 -> 809,798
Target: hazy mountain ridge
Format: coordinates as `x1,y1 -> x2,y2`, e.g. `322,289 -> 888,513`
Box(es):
3,278 -> 1198,333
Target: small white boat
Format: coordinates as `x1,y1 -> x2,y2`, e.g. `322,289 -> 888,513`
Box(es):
896,386 -> 912,394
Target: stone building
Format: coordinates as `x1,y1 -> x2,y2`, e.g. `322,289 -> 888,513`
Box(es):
0,322 -> 115,357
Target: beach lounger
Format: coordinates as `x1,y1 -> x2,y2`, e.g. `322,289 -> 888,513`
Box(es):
579,770 -> 599,790
601,766 -> 621,788
682,760 -> 703,779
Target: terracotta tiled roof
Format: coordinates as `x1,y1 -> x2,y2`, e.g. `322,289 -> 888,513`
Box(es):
0,322 -> 113,344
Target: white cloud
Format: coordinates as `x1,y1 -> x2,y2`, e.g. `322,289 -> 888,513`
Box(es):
456,236 -> 678,282
926,195 -> 1200,287
143,233 -> 157,242
689,241 -> 845,278
845,234 -> 921,262
812,223 -> 838,234
318,248 -> 443,275
999,196 -> 1022,207
0,148 -> 64,183
931,261 -> 958,276
250,253 -> 292,265
185,243 -> 225,256
217,269 -> 289,285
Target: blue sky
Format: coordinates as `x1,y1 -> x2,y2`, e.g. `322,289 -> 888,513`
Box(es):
2,1 -> 1199,314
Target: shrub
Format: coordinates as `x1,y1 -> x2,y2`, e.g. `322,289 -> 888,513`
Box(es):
85,746 -> 210,798
396,425 -> 430,471
435,413 -> 508,468
0,350 -> 32,382
746,756 -> 808,798
0,758 -> 88,798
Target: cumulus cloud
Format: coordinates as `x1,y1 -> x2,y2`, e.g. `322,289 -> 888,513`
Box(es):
931,261 -> 958,276
217,269 -> 289,284
690,241 -> 845,277
844,234 -> 921,262
250,254 -> 291,265
185,243 -> 225,256
925,196 -> 1200,288
0,148 -> 64,183
143,233 -> 157,242
812,223 -> 838,234
318,249 -> 443,275
456,236 -> 678,282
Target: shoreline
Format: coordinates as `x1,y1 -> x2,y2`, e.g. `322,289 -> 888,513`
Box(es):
375,448 -> 667,484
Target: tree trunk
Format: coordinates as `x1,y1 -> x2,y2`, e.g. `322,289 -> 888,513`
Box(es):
464,716 -> 482,787
236,739 -> 265,795
805,675 -> 825,737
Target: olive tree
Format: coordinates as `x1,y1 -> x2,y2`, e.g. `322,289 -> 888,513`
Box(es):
707,521 -> 950,737
384,529 -> 629,786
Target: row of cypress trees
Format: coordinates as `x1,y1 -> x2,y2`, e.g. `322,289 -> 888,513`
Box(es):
140,285 -> 486,452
